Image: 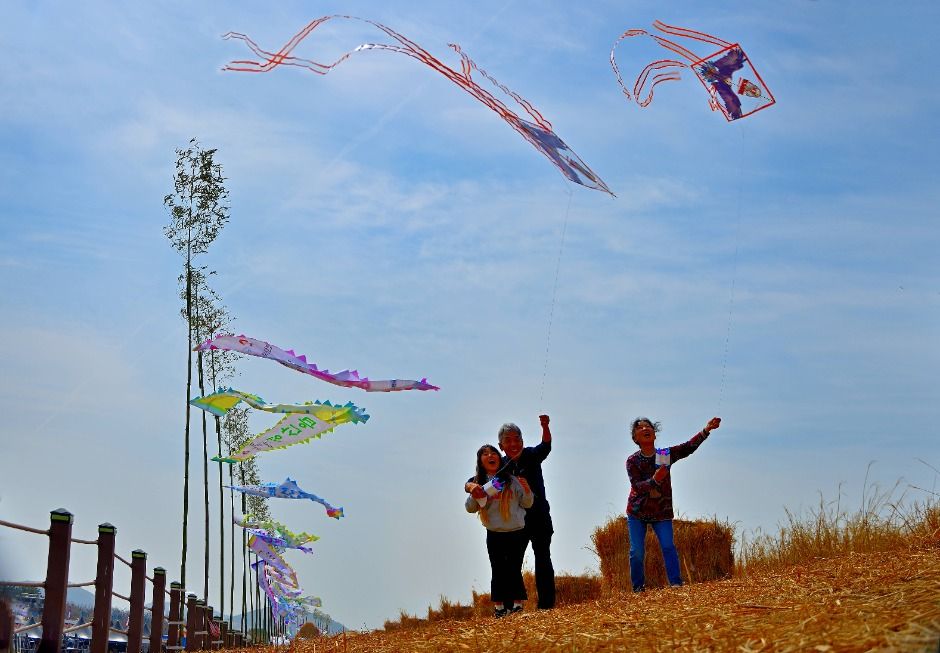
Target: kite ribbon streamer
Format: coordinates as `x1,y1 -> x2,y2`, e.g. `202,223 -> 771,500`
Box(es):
223,15 -> 613,195
196,334 -> 438,392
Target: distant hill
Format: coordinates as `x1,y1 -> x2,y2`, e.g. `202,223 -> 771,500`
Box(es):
66,587 -> 96,608
0,586 -> 95,608
229,608 -> 346,636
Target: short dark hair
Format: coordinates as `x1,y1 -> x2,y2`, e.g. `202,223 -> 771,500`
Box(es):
630,417 -> 661,443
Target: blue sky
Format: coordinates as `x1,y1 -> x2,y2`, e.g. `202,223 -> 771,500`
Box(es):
1,0 -> 938,631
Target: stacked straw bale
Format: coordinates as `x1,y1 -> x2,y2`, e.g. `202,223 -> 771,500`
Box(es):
522,571 -> 602,609
294,622 -> 320,639
591,516 -> 734,592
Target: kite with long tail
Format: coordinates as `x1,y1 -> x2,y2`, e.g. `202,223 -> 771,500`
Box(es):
190,388 -> 369,463
191,387 -> 370,417
228,477 -> 345,519
197,335 -> 438,392
610,20 -> 775,121
223,15 -> 613,195
234,514 -> 320,550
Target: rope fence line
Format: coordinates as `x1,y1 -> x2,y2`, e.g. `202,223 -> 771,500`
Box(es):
0,580 -> 44,588
13,623 -> 42,635
67,581 -> 96,588
70,537 -> 98,545
63,621 -> 94,634
112,591 -> 131,603
0,518 -> 48,536
114,553 -> 133,569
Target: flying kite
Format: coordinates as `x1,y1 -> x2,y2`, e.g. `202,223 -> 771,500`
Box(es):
196,334 -> 440,392
197,335 -> 438,393
234,514 -> 319,552
610,20 -> 775,121
190,389 -> 368,463
254,559 -> 321,624
191,387 -> 369,418
228,477 -> 344,519
249,535 -> 298,579
223,15 -> 613,195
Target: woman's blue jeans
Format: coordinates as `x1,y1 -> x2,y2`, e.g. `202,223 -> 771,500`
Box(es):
627,515 -> 682,592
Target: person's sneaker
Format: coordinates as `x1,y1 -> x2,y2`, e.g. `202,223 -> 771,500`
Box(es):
493,607 -> 508,618
509,605 -> 524,614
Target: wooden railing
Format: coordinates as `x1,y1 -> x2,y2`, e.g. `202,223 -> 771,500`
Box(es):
0,510 -> 254,653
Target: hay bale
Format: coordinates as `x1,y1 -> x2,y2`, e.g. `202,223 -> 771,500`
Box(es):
591,516 -> 734,592
523,571 -> 602,609
295,622 -> 319,639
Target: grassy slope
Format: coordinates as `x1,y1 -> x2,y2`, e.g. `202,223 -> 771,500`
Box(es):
302,545 -> 939,652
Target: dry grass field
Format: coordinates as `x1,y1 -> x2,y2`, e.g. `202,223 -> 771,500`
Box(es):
295,547 -> 939,652
254,492 -> 940,652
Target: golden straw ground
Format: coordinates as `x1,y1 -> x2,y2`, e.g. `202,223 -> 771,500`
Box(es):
255,545 -> 939,653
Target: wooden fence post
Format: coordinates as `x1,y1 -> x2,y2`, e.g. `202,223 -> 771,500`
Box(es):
184,594 -> 197,653
0,599 -> 12,653
38,508 -> 72,653
214,615 -> 223,650
195,600 -> 207,651
220,621 -> 228,650
166,583 -> 183,650
91,523 -> 117,653
127,550 -> 147,653
210,612 -> 220,650
202,604 -> 212,651
149,568 -> 167,653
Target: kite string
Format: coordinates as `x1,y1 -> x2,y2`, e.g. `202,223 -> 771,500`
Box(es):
539,183 -> 574,405
716,124 -> 745,412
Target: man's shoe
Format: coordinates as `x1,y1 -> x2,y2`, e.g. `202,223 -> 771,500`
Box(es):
493,607 -> 508,618
509,605 -> 524,614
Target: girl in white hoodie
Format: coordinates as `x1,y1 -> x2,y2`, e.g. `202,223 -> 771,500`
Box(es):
465,444 -> 533,617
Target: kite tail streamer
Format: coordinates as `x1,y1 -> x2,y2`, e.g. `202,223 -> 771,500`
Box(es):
634,61 -> 686,108
447,43 -> 551,130
303,493 -> 344,519
651,20 -> 732,48
610,29 -> 649,100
